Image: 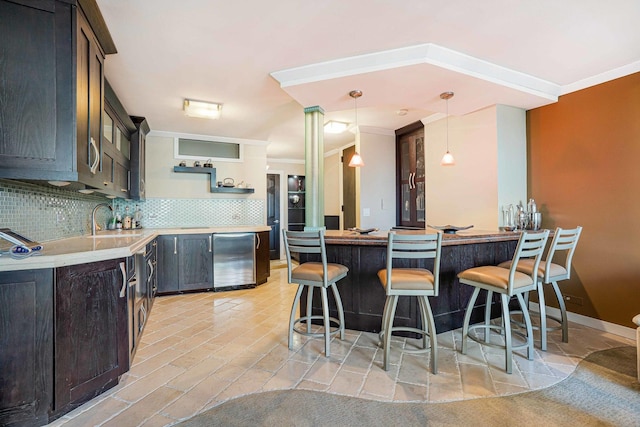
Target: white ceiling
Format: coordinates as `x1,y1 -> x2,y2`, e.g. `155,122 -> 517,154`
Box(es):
97,0 -> 640,160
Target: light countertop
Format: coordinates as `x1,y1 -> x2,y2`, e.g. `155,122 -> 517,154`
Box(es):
0,226 -> 270,272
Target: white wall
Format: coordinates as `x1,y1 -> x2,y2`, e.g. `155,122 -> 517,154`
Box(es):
424,105 -> 527,230
496,105 -> 527,226
359,127 -> 397,230
146,134 -> 267,199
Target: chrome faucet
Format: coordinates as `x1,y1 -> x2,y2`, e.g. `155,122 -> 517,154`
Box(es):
92,203 -> 113,236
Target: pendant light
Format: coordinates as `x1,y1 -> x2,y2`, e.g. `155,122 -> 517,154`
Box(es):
348,90 -> 365,167
440,91 -> 455,166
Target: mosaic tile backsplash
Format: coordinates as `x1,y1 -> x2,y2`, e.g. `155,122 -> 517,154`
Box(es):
0,180 -> 265,244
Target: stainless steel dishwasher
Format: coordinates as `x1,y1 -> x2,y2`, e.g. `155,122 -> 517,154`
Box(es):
213,233 -> 255,288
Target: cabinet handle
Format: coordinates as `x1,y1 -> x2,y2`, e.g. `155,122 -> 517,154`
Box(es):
147,258 -> 154,283
90,137 -> 100,174
174,236 -> 177,254
209,235 -> 212,253
408,172 -> 413,189
256,233 -> 260,249
121,188 -> 127,193
411,172 -> 416,189
139,304 -> 147,332
119,262 -> 127,298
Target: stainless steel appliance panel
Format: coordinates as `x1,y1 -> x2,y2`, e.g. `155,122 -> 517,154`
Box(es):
213,233 -> 255,288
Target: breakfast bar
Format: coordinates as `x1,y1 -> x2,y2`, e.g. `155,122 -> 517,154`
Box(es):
300,229 -> 521,334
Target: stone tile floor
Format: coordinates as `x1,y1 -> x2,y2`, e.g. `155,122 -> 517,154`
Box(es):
50,263 -> 634,426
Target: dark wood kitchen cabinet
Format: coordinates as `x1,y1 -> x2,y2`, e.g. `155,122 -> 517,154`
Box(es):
103,80 -> 137,198
145,238 -> 158,309
0,0 -> 119,190
396,122 -> 426,228
0,0 -> 76,181
54,258 -> 128,417
157,234 -> 214,294
0,269 -> 54,427
255,231 -> 270,285
130,116 -> 150,200
76,4 -> 107,190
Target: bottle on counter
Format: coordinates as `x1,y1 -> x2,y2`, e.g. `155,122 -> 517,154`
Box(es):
527,198 -> 537,213
133,205 -> 143,229
123,206 -> 132,230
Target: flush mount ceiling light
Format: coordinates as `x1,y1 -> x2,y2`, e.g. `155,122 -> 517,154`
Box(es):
440,91 -> 456,166
183,99 -> 222,119
324,120 -> 349,134
348,90 -> 365,167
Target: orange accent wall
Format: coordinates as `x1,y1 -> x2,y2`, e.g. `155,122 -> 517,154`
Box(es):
527,72 -> 640,328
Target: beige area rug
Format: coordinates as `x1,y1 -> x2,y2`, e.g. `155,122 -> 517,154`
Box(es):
178,346 -> 639,427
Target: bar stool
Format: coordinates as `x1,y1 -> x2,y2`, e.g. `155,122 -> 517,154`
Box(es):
283,229 -> 348,357
458,230 -> 549,373
499,226 -> 582,350
377,231 -> 442,372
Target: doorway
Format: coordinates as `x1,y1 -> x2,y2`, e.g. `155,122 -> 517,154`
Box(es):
266,173 -> 281,260
342,145 -> 356,229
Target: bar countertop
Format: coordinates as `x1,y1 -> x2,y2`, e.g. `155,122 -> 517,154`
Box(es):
323,228 -> 522,246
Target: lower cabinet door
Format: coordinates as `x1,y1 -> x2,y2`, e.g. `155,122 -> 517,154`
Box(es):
0,269 -> 54,427
178,234 -> 213,291
157,235 -> 179,294
54,258 -> 128,415
256,231 -> 270,285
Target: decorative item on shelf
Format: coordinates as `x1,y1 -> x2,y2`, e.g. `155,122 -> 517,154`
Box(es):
193,160 -> 201,167
440,91 -> 456,166
203,159 -> 213,168
290,194 -> 300,206
348,89 -> 365,167
222,177 -> 235,187
236,181 -> 246,188
179,160 -> 186,167
427,224 -> 473,234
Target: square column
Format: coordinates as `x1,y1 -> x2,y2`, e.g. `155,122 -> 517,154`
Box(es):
304,106 -> 325,231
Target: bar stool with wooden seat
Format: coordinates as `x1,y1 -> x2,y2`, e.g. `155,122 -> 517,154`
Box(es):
283,229 -> 348,357
498,226 -> 582,350
458,230 -> 549,373
377,231 -> 442,373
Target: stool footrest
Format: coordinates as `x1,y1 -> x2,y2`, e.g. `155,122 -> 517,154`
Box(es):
292,316 -> 342,338
466,323 -> 530,352
378,326 -> 433,354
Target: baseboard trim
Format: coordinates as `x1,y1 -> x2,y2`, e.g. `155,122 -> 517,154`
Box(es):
530,302 -> 636,340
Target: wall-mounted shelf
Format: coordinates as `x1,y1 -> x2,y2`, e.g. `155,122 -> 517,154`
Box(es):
173,166 -> 254,194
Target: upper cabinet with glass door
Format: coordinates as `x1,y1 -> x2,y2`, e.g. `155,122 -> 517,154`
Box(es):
103,79 -> 136,198
396,122 -> 426,228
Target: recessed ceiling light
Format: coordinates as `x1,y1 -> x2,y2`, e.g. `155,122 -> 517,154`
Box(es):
397,109 -> 408,116
324,120 -> 349,134
184,99 -> 222,119
48,181 -> 70,187
78,189 -> 94,194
